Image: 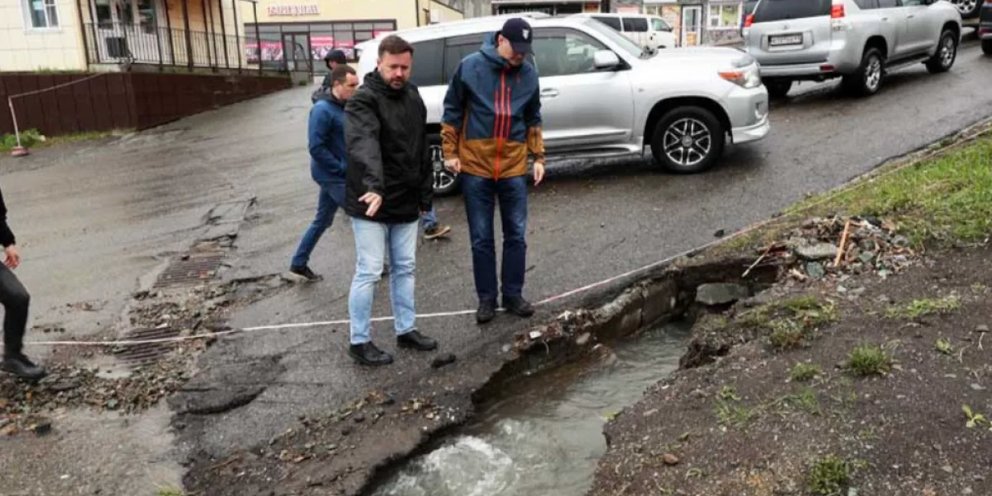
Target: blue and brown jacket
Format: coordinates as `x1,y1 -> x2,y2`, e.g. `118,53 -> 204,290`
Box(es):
441,34 -> 545,180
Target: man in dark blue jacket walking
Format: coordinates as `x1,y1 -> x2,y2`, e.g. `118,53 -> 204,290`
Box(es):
290,65 -> 359,281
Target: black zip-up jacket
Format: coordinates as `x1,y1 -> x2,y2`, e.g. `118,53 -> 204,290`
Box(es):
0,187 -> 15,247
344,71 -> 432,224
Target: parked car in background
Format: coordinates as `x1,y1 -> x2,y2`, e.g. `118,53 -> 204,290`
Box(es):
357,15 -> 769,194
744,0 -> 962,98
573,13 -> 679,51
980,0 -> 992,55
952,0 -> 983,19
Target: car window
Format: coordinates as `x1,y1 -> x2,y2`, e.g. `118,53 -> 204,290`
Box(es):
592,16 -> 622,31
855,0 -> 879,9
901,0 -> 925,5
622,17 -> 649,32
532,28 -> 608,77
444,34 -> 485,83
651,18 -> 671,32
410,38 -> 444,88
753,0 -> 831,22
877,0 -> 899,7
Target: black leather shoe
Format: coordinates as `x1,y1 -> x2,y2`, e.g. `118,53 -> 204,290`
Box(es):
1,353 -> 47,381
397,330 -> 437,351
477,300 -> 497,324
348,342 -> 393,366
503,296 -> 535,318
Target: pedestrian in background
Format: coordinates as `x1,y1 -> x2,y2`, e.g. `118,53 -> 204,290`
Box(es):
0,186 -> 46,381
345,35 -> 438,366
441,18 -> 545,324
290,65 -> 359,281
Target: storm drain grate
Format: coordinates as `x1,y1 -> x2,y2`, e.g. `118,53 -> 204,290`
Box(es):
155,251 -> 225,288
113,327 -> 181,366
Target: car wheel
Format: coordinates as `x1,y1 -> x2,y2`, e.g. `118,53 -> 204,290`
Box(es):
764,79 -> 793,99
925,29 -> 958,74
427,134 -> 460,196
842,47 -> 884,97
983,38 -> 992,56
650,106 -> 726,174
954,0 -> 982,19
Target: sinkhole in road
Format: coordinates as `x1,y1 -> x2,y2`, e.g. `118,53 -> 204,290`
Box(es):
371,320 -> 691,496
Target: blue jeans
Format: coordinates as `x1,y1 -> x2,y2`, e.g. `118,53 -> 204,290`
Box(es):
291,181 -> 345,268
348,217 -> 418,345
461,174 -> 528,303
420,206 -> 438,231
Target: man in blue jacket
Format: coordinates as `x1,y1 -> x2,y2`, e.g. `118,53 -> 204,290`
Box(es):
290,65 -> 359,281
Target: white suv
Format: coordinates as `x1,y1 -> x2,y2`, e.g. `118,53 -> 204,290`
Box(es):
572,13 -> 679,51
744,0 -> 961,97
357,16 -> 770,194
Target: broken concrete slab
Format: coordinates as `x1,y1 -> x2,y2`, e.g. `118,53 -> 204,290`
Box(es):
695,283 -> 750,306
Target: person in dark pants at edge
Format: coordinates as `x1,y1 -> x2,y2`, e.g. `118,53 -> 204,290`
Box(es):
290,65 -> 360,281
441,18 -> 545,324
0,187 -> 46,381
345,35 -> 438,366
311,49 -> 349,103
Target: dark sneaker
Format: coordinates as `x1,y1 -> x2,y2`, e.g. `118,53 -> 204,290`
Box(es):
289,265 -> 322,282
397,330 -> 438,351
348,342 -> 393,366
1,354 -> 47,382
423,224 -> 451,240
476,300 -> 497,324
503,296 -> 535,318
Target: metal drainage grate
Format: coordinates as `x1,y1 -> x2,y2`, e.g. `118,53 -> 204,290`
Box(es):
113,327 -> 181,366
155,251 -> 225,288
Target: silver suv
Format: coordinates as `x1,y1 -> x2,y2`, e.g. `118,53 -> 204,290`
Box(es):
744,0 -> 961,98
356,16 -> 770,194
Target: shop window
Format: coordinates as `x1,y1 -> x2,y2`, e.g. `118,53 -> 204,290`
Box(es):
708,3 -> 742,30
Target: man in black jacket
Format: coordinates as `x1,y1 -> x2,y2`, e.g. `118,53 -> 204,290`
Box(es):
344,35 -> 437,366
0,187 -> 45,381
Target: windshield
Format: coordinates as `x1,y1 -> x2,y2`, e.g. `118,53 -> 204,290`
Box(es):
579,18 -> 648,59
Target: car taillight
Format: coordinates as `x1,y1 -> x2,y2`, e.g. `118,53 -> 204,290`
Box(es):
744,14 -> 754,28
831,4 -> 845,18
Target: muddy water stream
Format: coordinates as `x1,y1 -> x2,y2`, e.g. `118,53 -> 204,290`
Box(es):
373,321 -> 690,496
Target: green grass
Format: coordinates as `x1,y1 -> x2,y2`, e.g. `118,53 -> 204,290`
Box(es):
808,455 -> 852,496
156,489 -> 184,496
769,319 -> 807,350
1,129 -> 119,153
886,295 -> 961,319
789,136 -> 992,247
714,399 -> 756,428
846,344 -> 892,377
790,362 -> 822,382
776,387 -> 822,416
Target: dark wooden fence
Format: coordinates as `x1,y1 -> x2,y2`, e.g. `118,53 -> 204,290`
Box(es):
1,72 -> 290,136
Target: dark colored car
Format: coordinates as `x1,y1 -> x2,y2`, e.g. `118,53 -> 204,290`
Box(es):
981,0 -> 992,55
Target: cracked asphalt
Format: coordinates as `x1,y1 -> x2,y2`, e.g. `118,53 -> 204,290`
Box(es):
0,41 -> 991,495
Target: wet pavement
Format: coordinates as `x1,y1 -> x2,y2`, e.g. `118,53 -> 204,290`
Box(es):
0,41 -> 991,494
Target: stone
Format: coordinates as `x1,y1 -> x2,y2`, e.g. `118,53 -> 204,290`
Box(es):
662,453 -> 680,465
430,354 -> 457,369
806,262 -> 826,280
795,242 -> 838,261
695,283 -> 749,306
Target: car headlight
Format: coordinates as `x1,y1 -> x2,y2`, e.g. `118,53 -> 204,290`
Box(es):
718,63 -> 761,89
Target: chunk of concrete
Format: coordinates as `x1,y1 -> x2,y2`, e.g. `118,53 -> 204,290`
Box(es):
695,283 -> 749,306
795,242 -> 838,261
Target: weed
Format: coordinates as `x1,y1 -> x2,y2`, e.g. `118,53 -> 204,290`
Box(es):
718,385 -> 741,402
769,319 -> 807,350
935,338 -> 954,355
776,388 -> 822,416
808,455 -> 851,496
790,362 -> 822,382
846,344 -> 892,377
886,295 -> 961,319
156,488 -> 184,496
962,405 -> 992,431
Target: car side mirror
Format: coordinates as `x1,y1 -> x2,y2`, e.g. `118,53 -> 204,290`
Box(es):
593,50 -> 621,70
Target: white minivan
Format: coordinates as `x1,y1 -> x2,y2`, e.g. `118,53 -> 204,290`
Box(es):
572,13 -> 678,51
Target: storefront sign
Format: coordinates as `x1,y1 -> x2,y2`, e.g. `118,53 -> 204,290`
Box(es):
267,4 -> 319,16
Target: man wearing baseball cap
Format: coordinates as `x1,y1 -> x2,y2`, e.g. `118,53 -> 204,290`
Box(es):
313,49 -> 349,102
441,18 -> 546,324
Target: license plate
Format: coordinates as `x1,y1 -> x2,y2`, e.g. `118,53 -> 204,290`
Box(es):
769,34 -> 803,46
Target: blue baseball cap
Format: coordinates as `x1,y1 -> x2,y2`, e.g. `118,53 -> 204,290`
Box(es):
499,18 -> 533,54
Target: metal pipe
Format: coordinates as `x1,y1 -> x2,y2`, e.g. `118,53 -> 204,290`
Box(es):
217,0 -> 229,68
252,0 -> 260,75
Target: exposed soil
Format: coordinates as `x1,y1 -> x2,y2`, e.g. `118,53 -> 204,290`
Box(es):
589,242 -> 992,496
